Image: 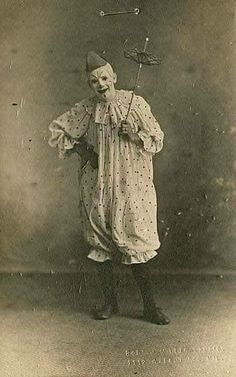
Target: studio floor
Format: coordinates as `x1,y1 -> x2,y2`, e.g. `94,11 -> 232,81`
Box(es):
0,270 -> 235,377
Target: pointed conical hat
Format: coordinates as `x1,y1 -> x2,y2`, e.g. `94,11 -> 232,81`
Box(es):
86,51 -> 108,72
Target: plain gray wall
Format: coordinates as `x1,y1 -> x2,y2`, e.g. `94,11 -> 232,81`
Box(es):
1,0 -> 235,272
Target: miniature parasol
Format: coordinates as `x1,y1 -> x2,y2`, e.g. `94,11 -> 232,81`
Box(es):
123,37 -> 161,121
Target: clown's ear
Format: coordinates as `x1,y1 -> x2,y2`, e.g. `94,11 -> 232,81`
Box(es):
87,77 -> 92,88
113,72 -> 117,84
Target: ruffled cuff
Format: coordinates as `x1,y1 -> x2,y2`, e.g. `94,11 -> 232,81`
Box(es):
137,130 -> 163,154
49,123 -> 79,159
122,249 -> 158,265
87,249 -> 112,262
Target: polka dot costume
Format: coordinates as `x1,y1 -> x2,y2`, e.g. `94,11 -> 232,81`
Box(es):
49,90 -> 164,264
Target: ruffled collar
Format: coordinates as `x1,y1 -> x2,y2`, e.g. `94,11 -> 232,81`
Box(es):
94,90 -> 132,125
79,90 -> 133,125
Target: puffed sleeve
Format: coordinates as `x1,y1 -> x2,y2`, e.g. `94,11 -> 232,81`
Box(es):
130,95 -> 164,155
48,99 -> 92,159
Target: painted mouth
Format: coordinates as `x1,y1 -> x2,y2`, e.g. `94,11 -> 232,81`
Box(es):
98,88 -> 108,94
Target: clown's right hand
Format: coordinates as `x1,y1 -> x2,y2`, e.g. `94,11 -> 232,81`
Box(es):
89,150 -> 99,169
74,143 -> 98,169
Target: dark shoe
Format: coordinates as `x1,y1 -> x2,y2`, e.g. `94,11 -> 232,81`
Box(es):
143,306 -> 170,325
94,302 -> 118,320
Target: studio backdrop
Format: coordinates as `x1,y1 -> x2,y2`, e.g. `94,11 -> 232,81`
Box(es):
1,0 -> 235,273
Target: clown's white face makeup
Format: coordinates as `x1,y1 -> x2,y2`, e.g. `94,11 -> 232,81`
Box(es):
88,64 -> 117,102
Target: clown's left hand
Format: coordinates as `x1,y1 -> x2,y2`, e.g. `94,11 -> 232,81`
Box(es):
119,120 -> 141,144
119,120 -> 134,135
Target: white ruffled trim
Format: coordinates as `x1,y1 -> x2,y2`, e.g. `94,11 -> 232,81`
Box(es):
48,97 -> 94,159
121,249 -> 158,265
49,123 -> 78,159
87,248 -> 159,264
87,249 -> 112,263
138,130 -> 156,154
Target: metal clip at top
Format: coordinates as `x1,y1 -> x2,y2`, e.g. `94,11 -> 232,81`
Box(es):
100,8 -> 140,17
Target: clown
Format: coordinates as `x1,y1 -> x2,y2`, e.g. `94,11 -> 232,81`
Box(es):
49,51 -> 169,325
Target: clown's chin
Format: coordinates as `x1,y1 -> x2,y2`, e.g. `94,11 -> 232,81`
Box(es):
97,90 -> 112,102
102,91 -> 108,99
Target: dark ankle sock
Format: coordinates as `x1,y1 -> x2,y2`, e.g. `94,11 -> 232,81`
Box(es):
131,262 -> 156,311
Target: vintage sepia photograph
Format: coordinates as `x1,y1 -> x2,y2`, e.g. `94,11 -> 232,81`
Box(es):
1,1 -> 235,376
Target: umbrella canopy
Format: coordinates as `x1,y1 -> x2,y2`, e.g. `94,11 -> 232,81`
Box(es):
124,48 -> 161,65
